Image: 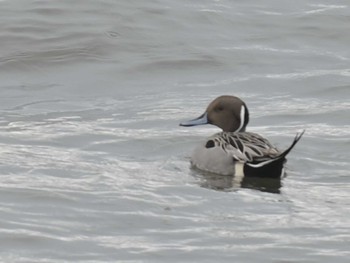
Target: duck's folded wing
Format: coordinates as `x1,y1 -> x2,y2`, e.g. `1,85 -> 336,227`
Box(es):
213,132 -> 279,163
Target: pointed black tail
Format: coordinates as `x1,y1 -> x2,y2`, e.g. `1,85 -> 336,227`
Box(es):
243,130 -> 305,178
276,129 -> 305,161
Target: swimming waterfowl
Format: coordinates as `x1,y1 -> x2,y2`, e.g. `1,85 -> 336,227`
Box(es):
180,95 -> 304,178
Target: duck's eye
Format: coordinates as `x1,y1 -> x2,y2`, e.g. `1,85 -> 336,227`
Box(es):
216,106 -> 224,112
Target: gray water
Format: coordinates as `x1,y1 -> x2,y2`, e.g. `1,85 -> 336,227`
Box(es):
0,0 -> 349,262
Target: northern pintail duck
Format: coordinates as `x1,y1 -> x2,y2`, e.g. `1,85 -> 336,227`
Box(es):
180,95 -> 304,178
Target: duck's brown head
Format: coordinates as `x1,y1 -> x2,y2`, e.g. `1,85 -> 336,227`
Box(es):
180,95 -> 249,132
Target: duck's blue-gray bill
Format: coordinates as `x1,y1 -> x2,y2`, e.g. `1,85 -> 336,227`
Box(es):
180,112 -> 208,127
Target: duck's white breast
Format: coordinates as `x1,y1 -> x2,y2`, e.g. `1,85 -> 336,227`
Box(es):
190,142 -> 236,176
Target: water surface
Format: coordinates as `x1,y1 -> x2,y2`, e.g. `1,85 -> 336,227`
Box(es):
0,0 -> 349,262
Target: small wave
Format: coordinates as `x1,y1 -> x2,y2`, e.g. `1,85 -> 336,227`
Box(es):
253,124 -> 350,138
179,67 -> 350,88
303,4 -> 347,15
265,68 -> 350,79
218,45 -> 300,54
128,57 -> 224,73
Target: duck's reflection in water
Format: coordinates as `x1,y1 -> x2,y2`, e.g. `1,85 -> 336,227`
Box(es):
192,169 -> 282,194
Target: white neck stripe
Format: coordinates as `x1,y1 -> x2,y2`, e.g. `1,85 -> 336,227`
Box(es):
235,105 -> 245,132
